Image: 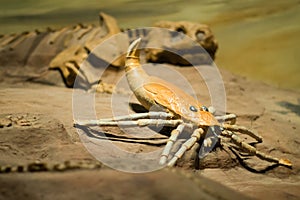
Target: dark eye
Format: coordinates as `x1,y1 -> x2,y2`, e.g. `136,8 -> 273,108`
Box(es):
189,105 -> 198,112
201,106 -> 209,112
176,27 -> 186,34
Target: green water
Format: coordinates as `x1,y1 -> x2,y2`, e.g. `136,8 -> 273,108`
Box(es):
1,0 -> 299,91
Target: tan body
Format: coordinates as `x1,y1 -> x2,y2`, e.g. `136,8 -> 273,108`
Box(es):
123,38 -> 291,168
125,38 -> 219,127
76,38 -> 292,168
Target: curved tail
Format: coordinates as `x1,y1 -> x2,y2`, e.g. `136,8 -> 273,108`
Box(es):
125,38 -> 143,73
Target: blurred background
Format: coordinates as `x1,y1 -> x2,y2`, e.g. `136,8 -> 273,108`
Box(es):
0,0 -> 299,90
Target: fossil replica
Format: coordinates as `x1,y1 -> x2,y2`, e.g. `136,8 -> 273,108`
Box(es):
0,12 -> 121,88
0,12 -> 218,88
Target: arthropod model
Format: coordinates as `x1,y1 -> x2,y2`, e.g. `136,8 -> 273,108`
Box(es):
76,38 -> 292,168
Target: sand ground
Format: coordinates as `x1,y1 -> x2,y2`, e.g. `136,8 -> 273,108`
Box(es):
0,65 -> 299,199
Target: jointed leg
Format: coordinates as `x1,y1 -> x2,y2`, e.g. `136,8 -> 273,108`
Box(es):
222,124 -> 263,143
207,106 -> 236,124
215,113 -> 236,124
167,128 -> 204,167
74,112 -> 173,126
96,112 -> 173,122
75,118 -> 183,127
159,124 -> 186,165
221,131 -> 292,167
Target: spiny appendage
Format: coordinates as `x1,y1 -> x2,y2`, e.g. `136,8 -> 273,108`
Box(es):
74,112 -> 173,126
0,160 -> 102,173
167,128 -> 204,167
74,112 -> 182,127
215,113 -> 237,124
159,124 -> 186,165
99,112 -> 173,121
222,131 -> 292,168
222,123 -> 263,143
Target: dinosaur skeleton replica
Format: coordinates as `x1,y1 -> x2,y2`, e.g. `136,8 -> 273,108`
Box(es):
0,12 -> 217,88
